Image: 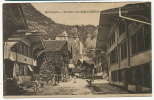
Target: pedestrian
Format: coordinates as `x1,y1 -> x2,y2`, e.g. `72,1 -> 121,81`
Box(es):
34,78 -> 42,93
39,77 -> 44,88
74,76 -> 76,83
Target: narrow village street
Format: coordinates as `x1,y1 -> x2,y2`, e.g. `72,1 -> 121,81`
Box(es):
22,78 -> 92,95
3,3 -> 152,97
22,78 -> 131,95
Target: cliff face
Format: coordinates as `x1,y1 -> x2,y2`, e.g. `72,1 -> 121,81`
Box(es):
21,3 -> 98,65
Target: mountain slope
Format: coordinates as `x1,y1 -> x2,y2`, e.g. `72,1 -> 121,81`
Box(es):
21,3 -> 98,64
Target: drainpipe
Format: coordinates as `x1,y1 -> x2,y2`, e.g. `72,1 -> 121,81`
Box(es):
118,8 -> 151,25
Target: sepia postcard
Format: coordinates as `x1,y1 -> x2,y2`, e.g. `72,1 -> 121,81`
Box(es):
3,2 -> 152,98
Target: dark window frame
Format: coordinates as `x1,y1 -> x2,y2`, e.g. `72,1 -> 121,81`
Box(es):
120,40 -> 127,60
108,31 -> 116,48
131,25 -> 151,56
17,42 -> 31,57
111,70 -> 118,82
118,69 -> 122,82
110,48 -> 118,65
119,20 -> 126,37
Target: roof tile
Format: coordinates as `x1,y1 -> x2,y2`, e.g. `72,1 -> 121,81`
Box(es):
43,40 -> 67,51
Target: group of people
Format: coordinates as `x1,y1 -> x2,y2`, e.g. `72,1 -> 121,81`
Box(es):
33,78 -> 44,93
33,75 -> 94,92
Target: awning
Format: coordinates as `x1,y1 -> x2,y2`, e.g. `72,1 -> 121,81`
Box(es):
5,41 -> 18,47
28,65 -> 33,71
4,42 -> 18,59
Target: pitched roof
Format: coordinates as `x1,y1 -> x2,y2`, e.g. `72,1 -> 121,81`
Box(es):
101,3 -> 150,15
43,40 -> 67,51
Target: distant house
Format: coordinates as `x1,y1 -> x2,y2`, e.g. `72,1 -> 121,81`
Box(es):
76,58 -> 94,78
81,59 -> 94,78
97,3 -> 151,93
92,51 -> 108,79
55,30 -> 68,41
42,40 -> 72,83
72,68 -> 81,77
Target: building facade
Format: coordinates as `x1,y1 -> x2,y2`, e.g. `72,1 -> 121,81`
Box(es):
3,3 -> 46,95
93,51 -> 108,79
97,3 -> 151,93
4,34 -> 44,95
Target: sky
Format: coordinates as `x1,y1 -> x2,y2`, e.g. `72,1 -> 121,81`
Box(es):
32,2 -> 138,26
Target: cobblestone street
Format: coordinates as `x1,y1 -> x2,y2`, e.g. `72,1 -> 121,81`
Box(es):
22,78 -> 131,95
23,78 -> 92,95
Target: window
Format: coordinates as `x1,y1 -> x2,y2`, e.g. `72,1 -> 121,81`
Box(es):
19,64 -> 24,75
23,45 -> 27,56
27,46 -> 31,57
94,68 -> 97,74
119,20 -> 126,36
18,42 -> 23,54
94,60 -> 96,65
17,42 -> 31,57
110,48 -> 118,65
137,28 -> 144,52
143,63 -> 151,88
112,33 -> 115,44
18,64 -> 30,75
22,43 -> 25,55
114,71 -> 118,81
108,32 -> 116,47
118,70 -> 122,82
111,70 -> 118,82
120,41 -> 127,60
129,64 -> 151,87
129,67 -> 136,85
24,65 -> 28,75
144,25 -> 151,49
111,71 -> 114,81
11,44 -> 17,52
136,66 -> 142,85
131,25 -> 151,55
131,34 -> 137,55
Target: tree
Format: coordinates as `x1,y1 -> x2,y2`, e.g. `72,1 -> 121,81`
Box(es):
39,52 -> 62,85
